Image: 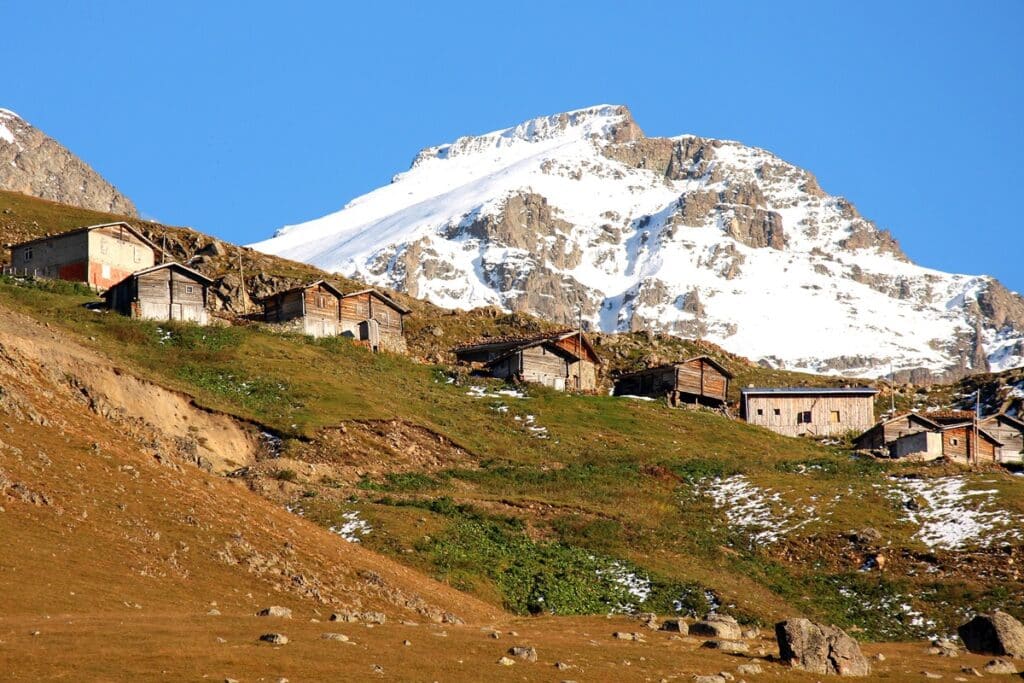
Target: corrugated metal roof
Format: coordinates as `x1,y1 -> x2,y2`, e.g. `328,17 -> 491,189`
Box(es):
740,386 -> 878,396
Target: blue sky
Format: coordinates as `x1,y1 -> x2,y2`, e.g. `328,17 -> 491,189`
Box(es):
4,1 -> 1022,292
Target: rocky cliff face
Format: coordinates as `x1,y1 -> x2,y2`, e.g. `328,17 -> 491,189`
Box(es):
252,105 -> 1024,379
0,109 -> 136,216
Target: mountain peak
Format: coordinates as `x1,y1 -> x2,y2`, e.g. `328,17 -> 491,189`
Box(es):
252,107 -> 1024,379
0,107 -> 137,216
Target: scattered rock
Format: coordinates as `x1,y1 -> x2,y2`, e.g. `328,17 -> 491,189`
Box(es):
922,673 -> 942,679
874,653 -> 886,662
959,666 -> 981,677
321,632 -> 349,642
554,661 -> 573,670
741,628 -> 760,640
497,656 -> 515,666
929,638 -> 960,657
207,608 -> 221,616
775,618 -> 871,676
702,640 -> 749,654
984,658 -> 1018,674
402,639 -> 411,646
691,615 -> 743,640
660,618 -> 688,634
693,676 -> 727,683
330,610 -> 386,625
257,606 -> 292,619
259,633 -> 288,645
959,611 -> 1024,658
736,663 -> 763,675
508,645 -> 538,662
638,612 -> 660,630
613,631 -> 644,641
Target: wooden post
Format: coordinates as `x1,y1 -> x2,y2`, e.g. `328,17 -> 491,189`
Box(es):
238,250 -> 247,315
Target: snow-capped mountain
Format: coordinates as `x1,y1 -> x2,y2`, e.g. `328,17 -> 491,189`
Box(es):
0,108 -> 136,216
251,105 -> 1024,378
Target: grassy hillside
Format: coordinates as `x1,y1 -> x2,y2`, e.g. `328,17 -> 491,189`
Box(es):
2,191 -> 1024,646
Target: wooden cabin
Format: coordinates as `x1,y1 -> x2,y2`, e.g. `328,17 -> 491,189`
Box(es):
260,281 -> 410,349
939,422 -> 1003,465
260,280 -> 345,338
8,222 -> 158,290
979,414 -> 1024,464
740,386 -> 878,437
104,262 -> 213,324
453,330 -> 601,392
339,289 -> 411,353
613,356 -> 732,407
853,412 -> 943,453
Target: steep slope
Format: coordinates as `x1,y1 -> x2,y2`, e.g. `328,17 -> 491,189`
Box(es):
0,108 -> 136,216
252,105 -> 1024,379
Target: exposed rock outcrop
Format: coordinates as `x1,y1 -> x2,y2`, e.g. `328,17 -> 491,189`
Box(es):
775,618 -> 871,676
958,611 -> 1024,658
0,109 -> 136,216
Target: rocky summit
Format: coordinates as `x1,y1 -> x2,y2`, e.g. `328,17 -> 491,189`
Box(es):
0,109 -> 136,217
252,104 -> 1024,379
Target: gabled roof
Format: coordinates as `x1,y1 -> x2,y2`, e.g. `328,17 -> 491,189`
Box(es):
938,422 -> 1004,446
877,411 -> 943,431
259,279 -> 345,302
9,222 -> 161,254
339,288 -> 411,314
921,409 -> 977,425
740,386 -> 878,397
125,261 -> 214,285
980,413 -> 1024,432
455,330 -> 601,365
615,355 -> 733,381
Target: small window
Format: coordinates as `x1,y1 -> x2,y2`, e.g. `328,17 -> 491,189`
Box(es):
756,408 -> 764,416
830,410 -> 841,424
951,438 -> 959,446
773,408 -> 781,416
797,410 -> 812,424
100,239 -> 108,254
23,247 -> 33,262
185,285 -> 194,294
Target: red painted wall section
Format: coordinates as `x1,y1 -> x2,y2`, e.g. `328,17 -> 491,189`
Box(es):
58,261 -> 88,282
87,260 -> 135,290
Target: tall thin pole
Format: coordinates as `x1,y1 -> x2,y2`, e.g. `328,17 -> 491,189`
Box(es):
238,249 -> 247,316
577,300 -> 583,391
890,362 -> 896,415
974,389 -> 980,467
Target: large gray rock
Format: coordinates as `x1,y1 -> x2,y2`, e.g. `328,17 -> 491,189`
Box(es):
0,109 -> 136,215
690,615 -> 743,640
959,611 -> 1024,658
775,618 -> 870,677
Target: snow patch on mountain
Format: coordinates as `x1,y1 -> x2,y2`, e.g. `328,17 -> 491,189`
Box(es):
251,105 -> 1024,377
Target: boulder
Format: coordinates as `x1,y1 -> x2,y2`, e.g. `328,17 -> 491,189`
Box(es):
691,615 -> 743,640
984,658 -> 1018,674
775,618 -> 871,677
928,638 -> 960,657
736,662 -> 763,675
257,606 -> 292,619
701,639 -> 749,654
613,631 -> 643,641
321,632 -> 349,642
330,610 -> 386,625
508,645 -> 538,662
259,633 -> 288,645
958,612 -> 1024,658
660,618 -> 689,634
693,676 -> 727,683
497,656 -> 515,666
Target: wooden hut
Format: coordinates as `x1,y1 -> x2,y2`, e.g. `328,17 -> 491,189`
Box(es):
260,281 -> 410,349
8,222 -> 159,290
613,356 -> 732,407
338,289 -> 411,353
104,262 -> 213,324
453,330 -> 601,392
260,280 -> 345,338
980,414 -> 1024,464
853,412 -> 943,452
939,422 -> 1003,465
740,386 -> 878,437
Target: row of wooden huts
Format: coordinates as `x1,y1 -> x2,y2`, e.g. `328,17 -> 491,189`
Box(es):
7,223 -> 1023,468
3,222 -> 410,352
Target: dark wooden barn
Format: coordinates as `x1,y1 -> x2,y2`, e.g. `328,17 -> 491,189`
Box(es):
453,330 -> 601,392
104,262 -> 213,324
613,356 -> 732,407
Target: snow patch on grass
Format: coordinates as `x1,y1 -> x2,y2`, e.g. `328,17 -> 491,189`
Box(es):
704,474 -> 816,544
891,477 -> 1022,550
594,559 -> 651,612
329,510 -> 372,543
